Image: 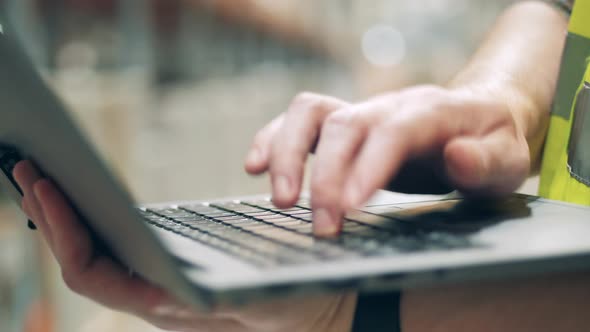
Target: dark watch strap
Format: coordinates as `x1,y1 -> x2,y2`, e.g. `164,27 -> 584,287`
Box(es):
352,291 -> 402,332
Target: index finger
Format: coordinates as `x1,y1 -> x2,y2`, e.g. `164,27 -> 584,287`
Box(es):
269,93 -> 348,208
32,180 -> 171,316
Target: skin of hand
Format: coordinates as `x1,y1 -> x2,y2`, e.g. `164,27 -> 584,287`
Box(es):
244,87 -> 530,236
244,1 -> 566,238
14,160 -> 357,332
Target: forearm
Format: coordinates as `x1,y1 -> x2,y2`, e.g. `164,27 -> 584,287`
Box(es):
449,1 -> 568,170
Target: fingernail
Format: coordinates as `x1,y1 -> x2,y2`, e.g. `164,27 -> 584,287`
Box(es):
313,208 -> 338,236
247,148 -> 261,165
275,175 -> 292,198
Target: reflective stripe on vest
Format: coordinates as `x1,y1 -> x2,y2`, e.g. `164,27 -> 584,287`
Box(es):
539,0 -> 590,205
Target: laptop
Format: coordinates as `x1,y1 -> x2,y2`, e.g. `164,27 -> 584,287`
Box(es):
1,18 -> 590,310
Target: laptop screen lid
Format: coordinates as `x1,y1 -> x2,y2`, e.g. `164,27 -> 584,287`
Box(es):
0,15 -> 206,307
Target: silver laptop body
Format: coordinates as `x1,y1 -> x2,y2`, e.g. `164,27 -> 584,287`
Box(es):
1,18 -> 590,309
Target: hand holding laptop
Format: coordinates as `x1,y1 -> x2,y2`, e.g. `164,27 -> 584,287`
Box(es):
14,160 -> 357,332
245,86 -> 531,237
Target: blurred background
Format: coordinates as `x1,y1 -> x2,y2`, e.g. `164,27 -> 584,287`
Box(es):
0,0 -> 523,331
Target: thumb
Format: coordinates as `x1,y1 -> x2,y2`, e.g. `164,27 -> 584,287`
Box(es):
443,131 -> 530,196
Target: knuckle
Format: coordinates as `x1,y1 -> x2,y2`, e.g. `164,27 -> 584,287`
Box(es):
310,176 -> 328,195
310,173 -> 335,199
62,269 -> 83,293
68,248 -> 89,272
289,92 -> 330,116
323,109 -> 358,128
406,84 -> 447,99
270,157 -> 303,177
400,85 -> 450,111
251,124 -> 283,154
257,116 -> 284,140
292,91 -> 320,105
380,115 -> 408,133
252,130 -> 268,146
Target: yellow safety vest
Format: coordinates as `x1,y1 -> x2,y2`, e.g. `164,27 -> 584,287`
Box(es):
539,0 -> 590,205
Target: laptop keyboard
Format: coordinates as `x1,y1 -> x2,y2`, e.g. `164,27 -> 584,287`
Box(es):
139,198 -> 475,268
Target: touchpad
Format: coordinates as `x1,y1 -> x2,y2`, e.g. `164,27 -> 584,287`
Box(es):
364,196 -> 533,233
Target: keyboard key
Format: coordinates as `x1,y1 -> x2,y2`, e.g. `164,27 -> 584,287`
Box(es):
180,204 -> 232,217
140,199 -> 478,268
210,202 -> 264,214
